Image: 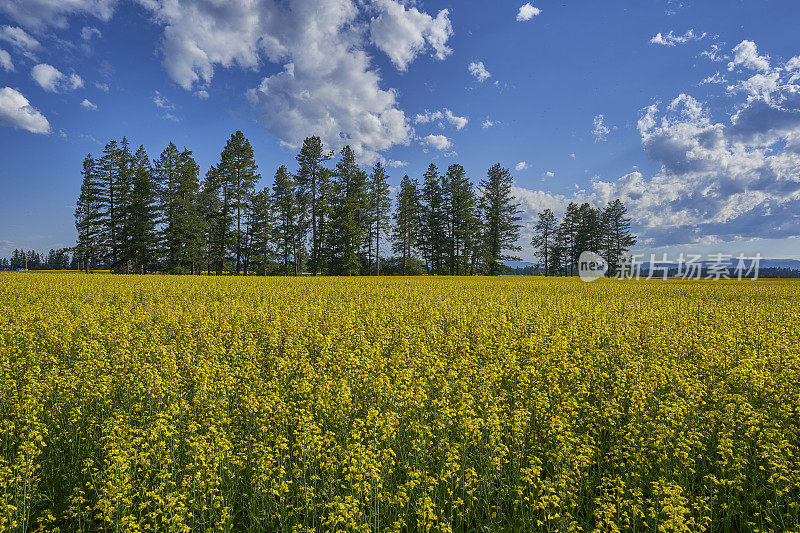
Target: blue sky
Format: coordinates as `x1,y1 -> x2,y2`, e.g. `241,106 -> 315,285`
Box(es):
1,0 -> 799,261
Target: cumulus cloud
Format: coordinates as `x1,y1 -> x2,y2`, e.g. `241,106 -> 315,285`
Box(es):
482,118 -> 496,129
423,134 -> 451,150
387,159 -> 407,168
512,40 -> 800,250
0,86 -> 51,134
0,49 -> 13,71
515,161 -> 528,171
699,72 -> 726,85
650,29 -> 706,47
468,60 -> 491,82
516,3 -> 541,22
592,114 -> 610,142
141,0 -> 445,164
0,25 -> 41,58
414,109 -> 443,124
727,40 -> 770,72
80,98 -> 97,110
368,0 -> 453,71
0,0 -> 117,31
31,64 -> 83,92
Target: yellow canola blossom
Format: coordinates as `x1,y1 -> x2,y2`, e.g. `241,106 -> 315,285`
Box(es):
0,273 -> 799,532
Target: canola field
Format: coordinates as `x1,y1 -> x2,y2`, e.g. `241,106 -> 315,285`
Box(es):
1,273 -> 799,532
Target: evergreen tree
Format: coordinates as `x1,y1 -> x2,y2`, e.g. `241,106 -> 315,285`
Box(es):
296,136 -> 332,275
392,175 -> 422,275
443,164 -> 478,275
368,162 -> 392,275
420,164 -> 446,274
127,145 -> 158,274
480,163 -> 522,275
329,146 -> 368,275
173,149 -> 204,274
249,187 -> 276,275
272,165 -> 298,275
531,208 -> 557,276
574,202 -> 603,263
557,202 -> 579,275
602,199 -> 637,276
154,142 -> 181,269
74,154 -> 104,273
97,140 -> 123,269
220,131 -> 260,274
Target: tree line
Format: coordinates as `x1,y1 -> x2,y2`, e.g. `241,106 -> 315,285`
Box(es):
1,248 -> 75,271
530,200 -> 637,277
73,132 -> 526,276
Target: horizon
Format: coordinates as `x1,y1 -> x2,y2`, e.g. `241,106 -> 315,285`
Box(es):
2,0 -> 800,261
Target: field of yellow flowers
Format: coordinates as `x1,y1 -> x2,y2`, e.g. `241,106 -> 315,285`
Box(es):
1,273 -> 799,532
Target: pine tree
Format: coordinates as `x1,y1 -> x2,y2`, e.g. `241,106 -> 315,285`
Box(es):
558,202 -> 579,275
531,209 -> 557,276
602,199 -> 637,276
420,164 -> 446,274
154,142 -> 181,270
443,164 -> 478,275
392,175 -> 422,275
575,202 -> 603,262
480,163 -> 522,275
74,154 -> 104,273
127,145 -> 158,274
368,162 -> 392,275
249,187 -> 276,276
173,149 -> 204,274
272,165 -> 298,275
296,136 -> 332,275
220,131 -> 260,274
328,146 -> 368,275
97,140 -> 122,270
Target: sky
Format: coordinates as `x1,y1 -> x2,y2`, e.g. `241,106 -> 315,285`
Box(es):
1,0 -> 799,261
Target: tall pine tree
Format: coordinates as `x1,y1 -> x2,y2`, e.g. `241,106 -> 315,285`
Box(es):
480,164 -> 522,275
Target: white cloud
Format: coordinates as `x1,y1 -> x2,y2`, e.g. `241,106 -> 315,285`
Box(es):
162,112 -> 180,122
468,60 -> 491,82
699,72 -> 726,85
701,44 -> 725,62
0,86 -> 51,134
515,161 -> 528,171
423,133 -> 451,150
0,25 -> 41,58
0,49 -> 13,71
194,89 -> 209,99
727,40 -> 770,72
416,108 -> 467,130
545,171 -> 555,177
482,118 -> 496,129
143,0 -> 431,164
444,108 -> 467,130
516,3 -> 541,22
152,90 -> 174,109
368,0 -> 453,71
81,26 -> 102,40
414,109 -> 443,124
95,82 -> 109,92
650,29 -> 706,47
0,0 -> 117,31
570,153 -> 576,158
592,114 -> 610,142
31,64 -> 83,92
80,98 -> 97,110
387,159 -> 407,168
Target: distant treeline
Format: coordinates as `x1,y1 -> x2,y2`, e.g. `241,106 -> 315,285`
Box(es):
530,202 -> 637,277
1,248 -> 75,271
73,131 -> 531,276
